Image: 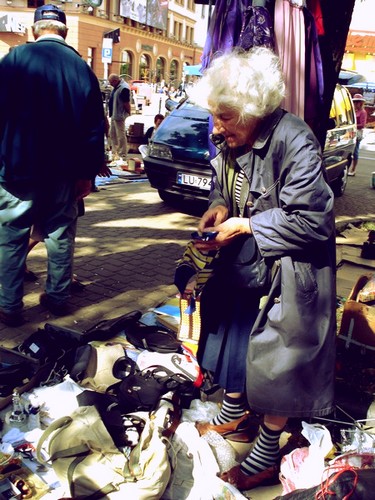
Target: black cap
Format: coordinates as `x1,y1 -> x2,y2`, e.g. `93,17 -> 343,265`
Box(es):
34,4 -> 66,25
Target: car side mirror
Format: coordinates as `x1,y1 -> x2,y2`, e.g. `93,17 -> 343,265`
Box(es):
165,98 -> 178,112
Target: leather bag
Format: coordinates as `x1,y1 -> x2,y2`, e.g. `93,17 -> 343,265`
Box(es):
70,343 -> 126,393
36,404 -> 173,499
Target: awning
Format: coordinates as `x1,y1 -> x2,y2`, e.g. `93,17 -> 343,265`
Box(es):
184,64 -> 202,76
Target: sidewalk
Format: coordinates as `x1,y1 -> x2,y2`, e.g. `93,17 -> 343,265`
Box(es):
0,175 -> 200,348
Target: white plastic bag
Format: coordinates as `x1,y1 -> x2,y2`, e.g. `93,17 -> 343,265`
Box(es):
279,421 -> 333,493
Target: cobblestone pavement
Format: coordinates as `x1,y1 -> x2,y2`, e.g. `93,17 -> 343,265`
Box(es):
0,166 -> 202,348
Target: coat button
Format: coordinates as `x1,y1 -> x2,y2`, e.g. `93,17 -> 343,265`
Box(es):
274,297 -> 281,304
261,187 -> 267,194
246,201 -> 254,207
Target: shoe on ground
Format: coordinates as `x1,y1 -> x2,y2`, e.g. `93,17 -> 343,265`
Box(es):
71,278 -> 86,293
0,309 -> 25,327
196,413 -> 260,443
219,464 -> 280,491
39,293 -> 70,316
348,171 -> 356,176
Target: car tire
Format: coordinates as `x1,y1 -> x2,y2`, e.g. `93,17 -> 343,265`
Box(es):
158,190 -> 179,205
331,165 -> 348,197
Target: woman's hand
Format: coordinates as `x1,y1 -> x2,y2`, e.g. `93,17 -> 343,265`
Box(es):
194,216 -> 252,252
198,205 -> 229,232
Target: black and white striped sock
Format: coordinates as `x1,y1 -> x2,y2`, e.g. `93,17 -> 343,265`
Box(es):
211,393 -> 248,425
240,423 -> 282,475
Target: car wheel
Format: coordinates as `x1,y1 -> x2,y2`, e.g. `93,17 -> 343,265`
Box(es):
331,165 -> 348,197
158,190 -> 179,205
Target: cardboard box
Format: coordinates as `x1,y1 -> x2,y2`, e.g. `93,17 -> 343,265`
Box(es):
338,274 -> 375,348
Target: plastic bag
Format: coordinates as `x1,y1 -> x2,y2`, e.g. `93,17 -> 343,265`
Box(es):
279,421 -> 333,494
357,274 -> 375,303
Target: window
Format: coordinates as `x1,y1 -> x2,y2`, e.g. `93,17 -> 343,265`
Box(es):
87,47 -> 93,69
121,50 -> 133,79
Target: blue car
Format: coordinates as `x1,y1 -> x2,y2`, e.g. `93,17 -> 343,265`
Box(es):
143,84 -> 356,206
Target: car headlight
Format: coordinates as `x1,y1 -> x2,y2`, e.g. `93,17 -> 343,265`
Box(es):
149,143 -> 173,160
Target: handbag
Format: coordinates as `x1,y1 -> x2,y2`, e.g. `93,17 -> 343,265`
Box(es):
215,234 -> 271,290
178,292 -> 202,342
108,355 -> 194,412
124,323 -> 182,353
36,404 -> 173,499
70,343 -> 126,393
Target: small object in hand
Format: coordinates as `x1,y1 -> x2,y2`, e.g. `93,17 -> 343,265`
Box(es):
191,231 -> 218,241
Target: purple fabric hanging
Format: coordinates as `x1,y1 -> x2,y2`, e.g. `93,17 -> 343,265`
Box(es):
303,6 -> 324,137
238,6 -> 275,50
200,0 -> 253,71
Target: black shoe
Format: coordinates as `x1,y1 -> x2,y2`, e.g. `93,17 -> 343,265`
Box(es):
39,293 -> 70,316
71,278 -> 86,292
91,187 -> 100,192
0,309 -> 25,327
24,269 -> 39,282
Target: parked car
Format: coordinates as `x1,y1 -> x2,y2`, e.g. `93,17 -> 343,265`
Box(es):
143,84 -> 356,206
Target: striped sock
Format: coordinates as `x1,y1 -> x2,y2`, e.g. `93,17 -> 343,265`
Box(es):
240,424 -> 282,476
211,393 -> 248,425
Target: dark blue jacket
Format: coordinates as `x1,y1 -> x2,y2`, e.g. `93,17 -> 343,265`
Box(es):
0,38 -> 105,183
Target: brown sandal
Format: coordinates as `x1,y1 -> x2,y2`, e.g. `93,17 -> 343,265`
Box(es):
219,464 -> 280,491
196,413 -> 260,443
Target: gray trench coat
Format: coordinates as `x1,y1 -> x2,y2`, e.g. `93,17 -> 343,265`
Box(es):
209,108 -> 336,418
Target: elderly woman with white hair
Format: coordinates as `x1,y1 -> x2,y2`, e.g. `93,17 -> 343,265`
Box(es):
188,47 -> 337,490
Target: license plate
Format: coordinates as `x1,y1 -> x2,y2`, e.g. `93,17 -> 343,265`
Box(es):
177,172 -> 212,191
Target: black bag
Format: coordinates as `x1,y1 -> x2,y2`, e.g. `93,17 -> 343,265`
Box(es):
82,310 -> 143,342
18,324 -> 82,365
124,323 -> 182,353
0,346 -> 41,398
107,356 -> 192,412
215,235 -> 271,290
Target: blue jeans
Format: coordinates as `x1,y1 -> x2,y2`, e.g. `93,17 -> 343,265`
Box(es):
0,181 -> 78,313
353,138 -> 362,161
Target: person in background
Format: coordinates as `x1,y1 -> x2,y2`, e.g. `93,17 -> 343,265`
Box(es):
187,47 -> 336,490
138,114 -> 165,158
0,4 -> 108,326
348,93 -> 367,176
108,74 -> 131,166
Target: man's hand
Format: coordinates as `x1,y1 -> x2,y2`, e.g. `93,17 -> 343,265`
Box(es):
98,164 -> 112,177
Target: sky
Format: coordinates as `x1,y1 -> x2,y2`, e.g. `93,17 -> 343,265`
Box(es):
350,0 -> 373,31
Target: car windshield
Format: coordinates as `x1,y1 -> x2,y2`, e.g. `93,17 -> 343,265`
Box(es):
152,102 -> 210,160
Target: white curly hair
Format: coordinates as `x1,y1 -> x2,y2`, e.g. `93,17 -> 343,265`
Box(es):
190,47 -> 286,122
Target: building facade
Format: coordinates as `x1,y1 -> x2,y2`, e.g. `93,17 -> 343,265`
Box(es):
0,0 -> 208,86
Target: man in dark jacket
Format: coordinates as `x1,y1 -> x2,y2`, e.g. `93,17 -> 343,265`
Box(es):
0,5 -> 107,326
